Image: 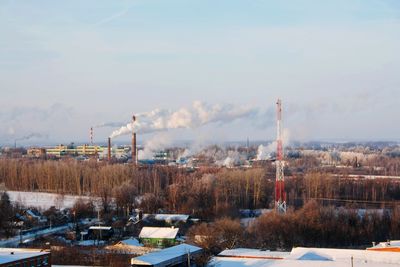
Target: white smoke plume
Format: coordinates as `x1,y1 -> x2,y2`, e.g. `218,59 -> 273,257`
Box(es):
109,101 -> 263,139
138,133 -> 174,160
256,128 -> 290,160
256,143 -> 275,160
95,122 -> 126,128
216,150 -> 244,168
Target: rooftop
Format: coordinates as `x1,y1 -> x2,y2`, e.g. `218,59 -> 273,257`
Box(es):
211,247 -> 400,267
0,248 -> 50,265
89,226 -> 112,230
139,227 -> 179,239
367,240 -> 400,252
219,248 -> 290,259
131,244 -> 202,266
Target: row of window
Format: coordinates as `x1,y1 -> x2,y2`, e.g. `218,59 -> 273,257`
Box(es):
5,256 -> 49,267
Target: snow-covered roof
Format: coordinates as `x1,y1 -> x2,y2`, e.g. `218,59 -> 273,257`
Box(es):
213,256 -> 392,267
297,251 -> 332,261
370,240 -> 400,249
211,247 -> 400,267
89,226 -> 112,230
288,247 -> 400,265
154,214 -> 189,223
131,244 -> 202,266
219,248 -> 290,259
139,227 -> 179,239
0,248 -> 49,264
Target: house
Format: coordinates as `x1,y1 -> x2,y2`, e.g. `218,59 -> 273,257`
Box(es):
139,227 -> 179,248
131,243 -> 202,267
87,226 -> 114,241
0,248 -> 51,267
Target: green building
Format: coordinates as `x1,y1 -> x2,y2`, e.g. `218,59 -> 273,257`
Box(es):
139,227 -> 179,248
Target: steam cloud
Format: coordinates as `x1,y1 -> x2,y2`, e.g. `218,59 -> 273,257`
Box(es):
95,122 -> 126,128
256,128 -> 290,160
109,101 -> 267,139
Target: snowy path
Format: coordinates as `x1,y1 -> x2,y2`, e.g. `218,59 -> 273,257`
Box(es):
0,219 -> 99,248
0,224 -> 72,248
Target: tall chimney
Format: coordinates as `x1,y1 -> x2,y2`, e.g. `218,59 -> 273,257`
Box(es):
90,127 -> 94,145
132,115 -> 137,165
108,137 -> 111,162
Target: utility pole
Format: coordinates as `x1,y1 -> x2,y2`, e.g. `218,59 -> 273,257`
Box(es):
275,99 -> 286,213
186,249 -> 191,267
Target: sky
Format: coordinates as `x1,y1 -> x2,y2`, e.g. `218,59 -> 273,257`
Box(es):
0,0 -> 399,146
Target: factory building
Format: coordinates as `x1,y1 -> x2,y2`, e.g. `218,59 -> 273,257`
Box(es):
27,148 -> 47,158
46,144 -> 104,157
45,144 -> 128,159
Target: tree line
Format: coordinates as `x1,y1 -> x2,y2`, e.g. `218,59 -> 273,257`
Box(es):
187,201 -> 400,254
1,159 -> 400,219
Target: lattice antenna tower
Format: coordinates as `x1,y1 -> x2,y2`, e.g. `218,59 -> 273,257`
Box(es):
275,99 -> 286,213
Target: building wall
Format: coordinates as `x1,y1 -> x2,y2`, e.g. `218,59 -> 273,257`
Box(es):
140,238 -> 177,248
0,253 -> 51,267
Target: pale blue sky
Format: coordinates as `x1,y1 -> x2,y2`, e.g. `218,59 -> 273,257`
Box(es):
0,0 -> 399,145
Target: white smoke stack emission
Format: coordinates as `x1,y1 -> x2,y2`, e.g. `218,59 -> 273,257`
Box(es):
109,101 -> 267,139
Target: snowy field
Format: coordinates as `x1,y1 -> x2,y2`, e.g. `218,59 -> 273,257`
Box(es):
6,191 -> 103,210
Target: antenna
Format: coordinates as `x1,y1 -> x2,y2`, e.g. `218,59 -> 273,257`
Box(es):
132,115 -> 137,165
275,99 -> 286,213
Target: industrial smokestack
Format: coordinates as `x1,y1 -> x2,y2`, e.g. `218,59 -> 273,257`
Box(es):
90,127 -> 94,145
108,137 -> 111,162
132,115 -> 137,165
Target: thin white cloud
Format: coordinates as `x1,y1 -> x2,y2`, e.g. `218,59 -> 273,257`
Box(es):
91,3 -> 135,28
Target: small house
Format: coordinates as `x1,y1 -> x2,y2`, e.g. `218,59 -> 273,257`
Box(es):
139,227 -> 179,248
87,226 -> 114,241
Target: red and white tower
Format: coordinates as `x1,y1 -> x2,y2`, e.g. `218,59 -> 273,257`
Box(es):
275,99 -> 286,213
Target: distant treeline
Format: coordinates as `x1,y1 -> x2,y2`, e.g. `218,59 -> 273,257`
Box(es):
187,201 -> 400,253
1,159 -> 400,218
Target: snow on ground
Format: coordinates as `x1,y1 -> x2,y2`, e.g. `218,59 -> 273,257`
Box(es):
0,224 -> 72,247
6,191 -> 103,210
0,219 -> 99,248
